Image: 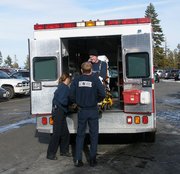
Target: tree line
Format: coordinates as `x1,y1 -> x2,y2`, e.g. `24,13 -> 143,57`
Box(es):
0,53 -> 29,70
0,3 -> 180,70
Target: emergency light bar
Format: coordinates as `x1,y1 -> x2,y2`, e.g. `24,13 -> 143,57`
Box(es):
34,17 -> 151,30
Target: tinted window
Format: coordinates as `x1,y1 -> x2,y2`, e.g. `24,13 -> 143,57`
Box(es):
33,57 -> 57,81
126,52 -> 150,78
0,71 -> 10,79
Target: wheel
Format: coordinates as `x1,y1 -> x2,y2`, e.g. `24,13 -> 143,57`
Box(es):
3,86 -> 14,99
143,132 -> 156,143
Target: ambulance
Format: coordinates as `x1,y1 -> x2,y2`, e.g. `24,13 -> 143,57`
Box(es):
29,17 -> 156,142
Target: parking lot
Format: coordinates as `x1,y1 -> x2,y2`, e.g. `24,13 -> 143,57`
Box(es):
0,81 -> 180,174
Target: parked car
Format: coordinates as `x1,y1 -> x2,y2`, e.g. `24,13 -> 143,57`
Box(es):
10,70 -> 30,81
0,87 -> 8,100
174,70 -> 180,81
154,69 -> 163,78
0,70 -> 30,99
0,68 -> 15,75
161,69 -> 179,79
170,69 -> 179,79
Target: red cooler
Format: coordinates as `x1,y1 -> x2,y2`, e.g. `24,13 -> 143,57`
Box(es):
123,90 -> 141,104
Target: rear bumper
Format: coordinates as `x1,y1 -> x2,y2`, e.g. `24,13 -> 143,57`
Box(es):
36,112 -> 156,134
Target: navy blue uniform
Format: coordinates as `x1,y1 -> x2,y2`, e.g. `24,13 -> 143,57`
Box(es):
91,60 -> 107,81
70,74 -> 105,161
47,83 -> 70,158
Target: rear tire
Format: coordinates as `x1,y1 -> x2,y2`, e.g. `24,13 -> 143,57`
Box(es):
3,86 -> 14,99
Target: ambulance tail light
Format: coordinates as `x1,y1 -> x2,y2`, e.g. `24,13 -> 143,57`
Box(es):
127,115 -> 149,124
42,117 -> 47,125
127,116 -> 132,124
49,117 -> 54,125
134,116 -> 140,124
142,116 -> 148,124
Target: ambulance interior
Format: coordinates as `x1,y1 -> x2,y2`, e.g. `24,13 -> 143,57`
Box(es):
61,36 -> 124,110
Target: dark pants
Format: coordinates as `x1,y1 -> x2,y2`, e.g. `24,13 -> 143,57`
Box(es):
75,108 -> 99,161
47,107 -> 70,157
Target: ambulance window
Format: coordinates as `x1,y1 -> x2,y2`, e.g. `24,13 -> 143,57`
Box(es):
33,57 -> 57,81
126,52 -> 150,78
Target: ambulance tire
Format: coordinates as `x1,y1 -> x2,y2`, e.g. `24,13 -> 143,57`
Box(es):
143,132 -> 156,143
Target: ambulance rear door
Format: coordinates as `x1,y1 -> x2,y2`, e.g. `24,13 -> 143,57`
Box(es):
122,33 -> 154,114
29,39 -> 61,115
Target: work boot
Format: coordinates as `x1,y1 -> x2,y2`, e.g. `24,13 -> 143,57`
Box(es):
46,155 -> 58,160
60,152 -> 72,157
74,160 -> 84,167
89,159 -> 97,167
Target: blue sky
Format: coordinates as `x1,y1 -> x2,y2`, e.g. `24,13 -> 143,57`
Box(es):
0,0 -> 179,67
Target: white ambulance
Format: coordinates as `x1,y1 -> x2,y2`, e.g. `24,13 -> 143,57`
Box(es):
29,17 -> 156,142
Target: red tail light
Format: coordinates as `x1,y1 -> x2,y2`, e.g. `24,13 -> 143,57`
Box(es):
42,117 -> 47,125
142,116 -> 148,124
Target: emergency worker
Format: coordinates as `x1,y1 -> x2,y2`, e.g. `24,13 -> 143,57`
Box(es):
70,62 -> 105,167
88,49 -> 108,83
47,73 -> 71,160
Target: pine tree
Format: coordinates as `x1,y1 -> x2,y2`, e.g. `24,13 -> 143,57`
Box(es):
174,44 -> 180,69
4,55 -> 13,67
24,55 -> 30,70
0,51 -> 3,66
145,3 -> 165,68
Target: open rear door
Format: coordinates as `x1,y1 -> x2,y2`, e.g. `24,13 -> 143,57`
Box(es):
122,33 -> 154,113
29,39 -> 60,115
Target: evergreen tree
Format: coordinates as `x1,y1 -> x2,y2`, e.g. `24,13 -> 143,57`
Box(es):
174,44 -> 180,69
0,51 -> 3,66
4,55 -> 13,67
24,55 -> 30,70
145,3 -> 165,68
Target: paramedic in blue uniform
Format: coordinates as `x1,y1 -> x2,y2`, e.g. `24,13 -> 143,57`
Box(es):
47,73 -> 71,160
70,62 -> 105,167
88,49 -> 107,83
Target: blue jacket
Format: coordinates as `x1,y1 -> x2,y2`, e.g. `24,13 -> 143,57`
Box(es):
52,83 -> 70,113
91,60 -> 107,80
70,73 -> 105,109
